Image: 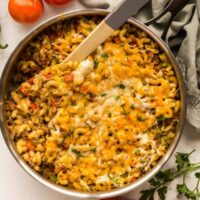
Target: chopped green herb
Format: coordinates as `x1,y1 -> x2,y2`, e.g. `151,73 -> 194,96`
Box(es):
71,148 -> 84,157
121,104 -> 130,115
87,27 -> 93,32
117,83 -> 125,89
130,104 -> 135,110
137,116 -> 145,121
124,111 -> 130,116
121,171 -> 129,178
155,131 -> 166,139
108,113 -> 112,118
161,62 -> 168,67
90,148 -> 96,153
108,174 -> 120,185
140,158 -> 148,163
101,52 -> 109,58
115,95 -> 120,100
50,175 -> 57,183
94,61 -> 99,69
82,17 -> 88,22
101,93 -> 107,97
195,172 -> 200,179
157,116 -> 167,122
135,149 -> 141,155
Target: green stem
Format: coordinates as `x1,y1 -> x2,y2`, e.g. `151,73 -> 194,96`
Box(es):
152,165 -> 200,191
173,165 -> 200,179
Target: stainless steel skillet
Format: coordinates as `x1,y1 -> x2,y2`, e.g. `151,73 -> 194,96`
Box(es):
0,4 -> 187,199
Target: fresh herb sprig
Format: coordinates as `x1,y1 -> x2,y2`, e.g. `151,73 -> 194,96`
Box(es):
140,150 -> 200,200
71,148 -> 84,158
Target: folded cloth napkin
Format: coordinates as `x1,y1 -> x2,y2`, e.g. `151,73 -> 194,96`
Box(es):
151,0 -> 200,132
81,0 -> 200,132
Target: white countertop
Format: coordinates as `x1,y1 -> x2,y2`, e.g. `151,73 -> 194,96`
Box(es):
0,1 -> 199,200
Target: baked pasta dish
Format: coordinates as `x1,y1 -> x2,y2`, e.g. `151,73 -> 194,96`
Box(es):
6,16 -> 180,191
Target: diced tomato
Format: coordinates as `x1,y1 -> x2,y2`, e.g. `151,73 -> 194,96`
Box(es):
147,51 -> 154,57
49,34 -> 56,40
27,77 -> 34,84
30,103 -> 38,110
44,72 -> 52,80
7,102 -> 16,110
41,60 -> 47,66
50,99 -> 59,107
64,73 -> 73,82
79,85 -> 88,94
114,36 -> 120,43
22,53 -> 29,60
20,86 -> 29,96
26,140 -> 35,151
35,68 -> 41,74
57,31 -> 63,37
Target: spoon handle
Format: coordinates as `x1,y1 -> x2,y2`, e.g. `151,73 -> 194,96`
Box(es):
64,0 -> 149,62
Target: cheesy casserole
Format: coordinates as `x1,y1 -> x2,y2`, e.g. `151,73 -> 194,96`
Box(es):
6,16 -> 180,191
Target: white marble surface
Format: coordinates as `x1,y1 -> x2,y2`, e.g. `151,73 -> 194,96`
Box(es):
0,1 -> 200,200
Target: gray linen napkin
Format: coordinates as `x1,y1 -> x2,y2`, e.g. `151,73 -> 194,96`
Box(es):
151,0 -> 200,132
81,0 -> 200,132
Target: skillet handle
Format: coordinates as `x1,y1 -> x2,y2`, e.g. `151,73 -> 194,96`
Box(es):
145,0 -> 191,40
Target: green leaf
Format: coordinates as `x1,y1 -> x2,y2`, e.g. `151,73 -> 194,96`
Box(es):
87,27 -> 93,32
115,95 -> 120,100
90,147 -> 96,153
155,131 -> 166,139
157,116 -> 167,123
161,62 -> 168,67
101,53 -> 109,58
121,104 -> 130,115
195,172 -> 200,179
177,183 -> 197,200
108,174 -> 120,185
130,104 -> 135,110
139,189 -> 155,200
175,151 -> 194,170
94,61 -> 99,69
155,169 -> 174,182
117,83 -> 125,89
148,178 -> 160,187
120,171 -> 129,178
157,185 -> 167,200
101,93 -> 107,97
71,148 -> 84,157
137,115 -> 145,122
50,175 -> 57,183
135,149 -> 141,156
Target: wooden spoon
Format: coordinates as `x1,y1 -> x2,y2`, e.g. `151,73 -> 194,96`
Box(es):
64,0 -> 149,62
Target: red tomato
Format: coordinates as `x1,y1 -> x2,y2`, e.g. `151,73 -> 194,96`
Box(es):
27,77 -> 35,84
8,0 -> 44,23
19,86 -> 29,96
64,73 -> 74,82
26,140 -> 35,150
44,0 -> 71,6
30,103 -> 38,110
